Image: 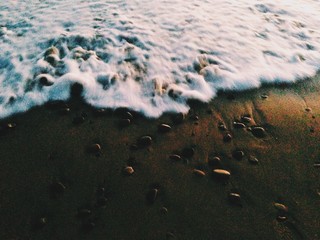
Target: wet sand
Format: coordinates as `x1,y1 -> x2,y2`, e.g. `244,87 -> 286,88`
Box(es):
0,75 -> 319,240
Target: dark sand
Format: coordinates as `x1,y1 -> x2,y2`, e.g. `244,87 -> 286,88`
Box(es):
0,75 -> 320,240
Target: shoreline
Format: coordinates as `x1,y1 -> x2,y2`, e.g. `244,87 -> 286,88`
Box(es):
0,74 -> 319,239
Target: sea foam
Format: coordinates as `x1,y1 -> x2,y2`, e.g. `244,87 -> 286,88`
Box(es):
0,0 -> 319,118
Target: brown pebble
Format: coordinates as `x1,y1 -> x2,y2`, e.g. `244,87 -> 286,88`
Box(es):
233,122 -> 246,129
251,126 -> 266,138
232,150 -> 244,160
89,143 -> 101,154
158,123 -> 172,133
305,107 -> 312,112
223,133 -> 232,142
212,169 -> 231,180
146,188 -> 158,204
273,202 -> 288,212
123,166 -> 134,175
193,169 -> 206,177
169,154 -> 182,161
137,135 -> 152,147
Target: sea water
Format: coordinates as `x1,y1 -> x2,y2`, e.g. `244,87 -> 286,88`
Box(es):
0,0 -> 319,118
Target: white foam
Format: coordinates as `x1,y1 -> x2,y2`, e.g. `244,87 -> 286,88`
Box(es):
0,0 -> 320,118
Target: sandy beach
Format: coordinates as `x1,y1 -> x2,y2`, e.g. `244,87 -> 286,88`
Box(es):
0,74 -> 319,240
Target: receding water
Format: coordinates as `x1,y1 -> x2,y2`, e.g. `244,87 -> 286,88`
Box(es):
0,0 -> 319,118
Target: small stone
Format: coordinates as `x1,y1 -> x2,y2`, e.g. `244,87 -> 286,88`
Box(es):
190,115 -> 199,121
273,202 -> 288,213
123,166 -> 134,175
89,143 -> 101,154
314,163 -> 320,168
44,46 -> 59,57
223,133 -> 232,142
169,154 -> 182,161
233,122 -> 246,129
248,156 -> 259,165
261,94 -> 268,99
77,209 -> 92,218
146,188 -> 158,204
45,54 -> 59,66
241,116 -> 252,123
251,126 -> 266,138
218,123 -> 227,131
37,74 -> 54,86
123,111 -> 133,120
137,135 -> 152,147
228,193 -> 242,206
182,147 -> 195,158
276,216 -> 287,222
59,107 -> 71,115
193,169 -> 206,177
160,207 -> 168,214
305,107 -> 312,112
232,150 -> 244,160
208,156 -> 221,167
212,169 -> 231,180
6,123 -> 16,129
119,118 -> 131,127
158,123 -> 172,133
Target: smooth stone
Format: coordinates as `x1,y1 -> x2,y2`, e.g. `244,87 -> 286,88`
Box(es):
6,123 -> 16,129
37,74 -> 54,86
276,216 -> 287,222
77,209 -> 92,218
208,156 -> 221,167
212,169 -> 231,180
45,54 -> 60,66
96,197 -> 108,207
146,188 -> 158,204
305,107 -> 312,112
158,123 -> 172,133
89,143 -> 101,154
233,122 -> 246,129
160,207 -> 168,214
123,166 -> 134,175
248,156 -> 259,165
193,169 -> 206,177
313,163 -> 320,168
182,147 -> 195,158
223,133 -> 232,142
261,94 -> 268,99
169,154 -> 182,161
251,126 -> 266,138
137,135 -> 152,147
121,111 -> 133,120
274,202 -> 288,212
218,123 -> 227,131
241,116 -> 252,123
228,193 -> 242,206
44,46 -> 59,57
232,150 -> 244,160
119,118 -> 131,127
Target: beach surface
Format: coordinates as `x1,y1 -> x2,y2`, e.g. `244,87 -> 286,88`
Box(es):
0,76 -> 320,240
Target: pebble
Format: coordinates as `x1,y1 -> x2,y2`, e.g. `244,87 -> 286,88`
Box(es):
137,135 -> 152,147
146,188 -> 158,204
59,107 -> 71,115
158,123 -> 172,133
251,126 -> 266,138
38,74 -> 54,86
232,150 -> 244,160
123,111 -> 133,120
44,46 -> 59,57
208,156 -> 221,167
169,154 -> 182,161
223,133 -> 232,142
89,143 -> 101,154
212,169 -> 231,180
276,216 -> 287,222
218,123 -> 227,131
241,116 -> 252,123
261,94 -> 268,99
193,169 -> 206,177
123,166 -> 134,175
233,122 -> 246,129
160,207 -> 168,214
228,193 -> 242,206
182,147 -> 195,158
248,156 -> 259,165
305,107 -> 312,112
314,163 -> 320,168
119,118 -> 131,127
273,202 -> 288,213
6,123 -> 16,129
